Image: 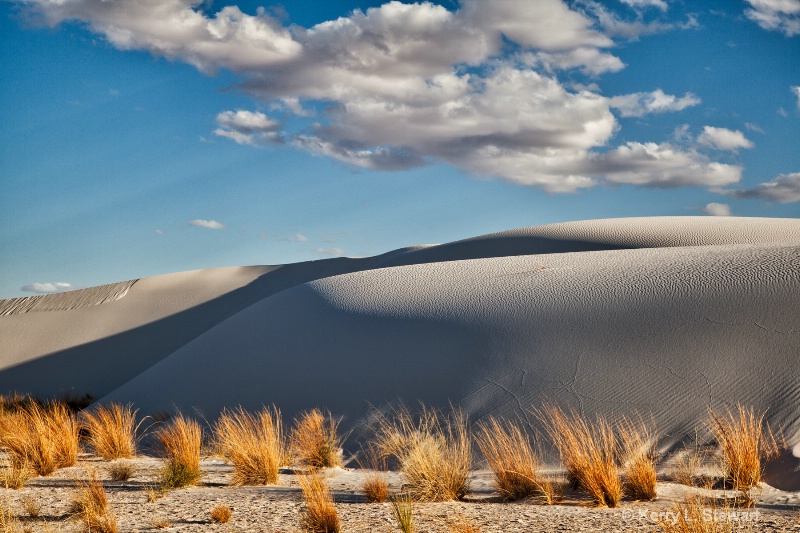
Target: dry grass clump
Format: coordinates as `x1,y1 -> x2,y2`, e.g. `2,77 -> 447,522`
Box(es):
20,495 -> 41,518
538,404 -> 622,507
375,405 -> 471,502
291,409 -> 342,468
108,461 -> 134,482
299,471 -> 340,533
151,519 -> 170,529
357,445 -> 389,503
71,472 -> 118,533
209,505 -> 232,524
214,406 -> 285,485
0,501 -> 21,533
0,401 -> 79,476
654,495 -> 750,533
708,405 -> 778,499
81,403 -> 140,460
153,413 -> 202,490
618,416 -> 658,501
475,416 -> 545,501
1,461 -> 33,490
447,513 -> 482,533
390,493 -> 414,533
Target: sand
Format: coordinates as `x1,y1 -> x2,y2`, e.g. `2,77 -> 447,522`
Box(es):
1,217 -> 799,453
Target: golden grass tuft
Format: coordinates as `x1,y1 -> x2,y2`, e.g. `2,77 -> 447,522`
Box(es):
446,513 -> 482,533
214,406 -> 285,485
654,495 -> 751,533
0,501 -> 21,533
390,493 -> 414,533
20,495 -> 40,519
299,471 -> 340,533
71,472 -> 118,533
618,416 -> 658,501
0,401 -> 79,476
153,413 -> 202,490
708,404 -> 778,499
538,404 -> 622,507
475,416 -> 544,501
108,461 -> 134,482
209,505 -> 232,524
1,461 -> 33,490
81,403 -> 140,460
375,405 -> 471,502
357,445 -> 389,503
151,519 -> 170,529
291,409 -> 342,468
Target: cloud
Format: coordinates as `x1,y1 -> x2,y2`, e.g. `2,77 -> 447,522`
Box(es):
726,172 -> 800,203
17,0 -> 737,193
578,1 -> 698,40
793,86 -> 800,109
314,247 -> 345,257
22,282 -> 74,294
704,202 -> 732,216
745,0 -> 800,36
155,229 -> 164,236
189,219 -> 225,229
293,233 -> 308,242
697,126 -> 754,151
609,90 -> 701,117
745,122 -> 765,134
619,0 -> 669,11
214,109 -> 282,145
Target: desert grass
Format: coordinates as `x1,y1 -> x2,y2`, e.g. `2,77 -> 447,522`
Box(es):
108,461 -> 134,482
291,409 -> 342,468
653,494 -> 756,533
71,472 -> 118,533
153,413 -> 202,490
20,495 -> 41,519
298,470 -> 340,533
0,401 -> 79,476
151,519 -> 170,529
390,493 -> 414,533
475,416 -> 543,501
81,403 -> 140,460
209,505 -> 232,524
708,404 -> 779,503
618,416 -> 658,501
537,404 -> 622,507
375,405 -> 471,502
357,445 -> 389,503
446,513 -> 481,533
1,461 -> 33,490
672,434 -> 708,487
214,406 -> 285,485
0,500 -> 21,533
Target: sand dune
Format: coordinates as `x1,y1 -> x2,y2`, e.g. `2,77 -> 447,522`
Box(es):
2,217 -> 799,457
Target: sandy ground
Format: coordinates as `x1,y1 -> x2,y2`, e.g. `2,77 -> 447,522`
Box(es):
2,454 -> 798,533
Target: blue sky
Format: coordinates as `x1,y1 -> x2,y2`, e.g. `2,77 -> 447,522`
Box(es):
1,0 -> 799,298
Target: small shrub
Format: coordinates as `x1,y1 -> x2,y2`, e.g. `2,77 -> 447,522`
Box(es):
299,471 -> 340,533
447,513 -> 481,533
209,505 -> 232,524
375,405 -> 471,502
81,404 -> 140,460
71,472 -> 118,533
144,486 -> 165,504
291,409 -> 342,468
654,495 -> 749,533
390,493 -> 414,533
0,502 -> 21,533
475,416 -> 542,501
20,495 -> 40,519
151,519 -> 170,529
708,404 -> 778,501
537,404 -> 621,507
618,417 -> 657,501
109,461 -> 134,482
214,406 -> 285,485
153,414 -> 201,490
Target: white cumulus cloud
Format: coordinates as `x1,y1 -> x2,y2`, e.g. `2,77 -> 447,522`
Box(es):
745,0 -> 800,36
609,90 -> 701,117
22,282 -> 74,294
214,109 -> 282,145
16,0 -> 737,193
727,172 -> 800,203
704,202 -> 732,216
697,126 -> 754,151
189,219 -> 225,229
619,0 -> 669,11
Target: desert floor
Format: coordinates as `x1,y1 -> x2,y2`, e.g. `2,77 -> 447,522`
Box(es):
2,454 -> 799,533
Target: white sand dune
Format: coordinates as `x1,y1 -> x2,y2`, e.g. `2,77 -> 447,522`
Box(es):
2,217 -> 799,461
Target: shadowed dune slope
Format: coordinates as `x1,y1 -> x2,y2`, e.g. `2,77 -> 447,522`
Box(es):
2,217 -> 800,453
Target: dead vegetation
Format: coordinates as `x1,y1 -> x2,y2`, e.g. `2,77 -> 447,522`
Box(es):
214,405 -> 285,485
